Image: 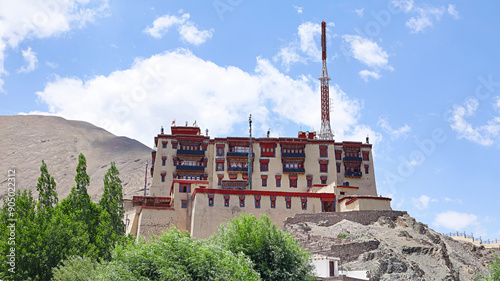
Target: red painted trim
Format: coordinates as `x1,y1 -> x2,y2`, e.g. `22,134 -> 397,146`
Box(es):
337,185 -> 359,190
191,188 -> 336,200
172,179 -> 210,185
338,196 -> 392,205
142,206 -> 175,210
307,184 -> 327,192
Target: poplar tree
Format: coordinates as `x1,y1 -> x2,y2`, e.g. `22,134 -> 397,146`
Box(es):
36,160 -> 58,216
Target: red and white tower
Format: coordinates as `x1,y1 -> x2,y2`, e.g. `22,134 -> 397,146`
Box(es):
318,21 -> 334,140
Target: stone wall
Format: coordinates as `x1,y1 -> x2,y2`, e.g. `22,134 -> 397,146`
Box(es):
283,210 -> 407,227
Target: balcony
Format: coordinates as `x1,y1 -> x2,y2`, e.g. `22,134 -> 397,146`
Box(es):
283,168 -> 305,174
281,152 -> 305,158
176,165 -> 205,171
345,171 -> 362,178
177,149 -> 205,156
228,167 -> 250,172
227,152 -> 255,157
343,156 -> 362,162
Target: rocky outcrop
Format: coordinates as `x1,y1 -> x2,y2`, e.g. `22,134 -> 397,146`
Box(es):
284,211 -> 500,281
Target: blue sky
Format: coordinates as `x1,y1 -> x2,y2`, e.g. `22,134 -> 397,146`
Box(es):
1,0 -> 500,240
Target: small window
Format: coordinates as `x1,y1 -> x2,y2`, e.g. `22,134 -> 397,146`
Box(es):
362,151 -> 370,161
320,160 -> 328,173
285,197 -> 291,209
181,200 -> 188,208
179,184 -> 190,193
260,160 -> 269,172
239,195 -> 245,207
270,196 -> 276,208
319,146 -> 328,158
276,175 -> 281,187
254,195 -> 261,208
335,150 -> 342,160
208,194 -> 214,207
216,144 -> 225,156
340,192 -> 345,195
365,165 -> 369,174
306,176 -> 313,188
161,173 -> 166,182
162,141 -> 167,149
261,175 -> 268,187
320,176 -> 327,185
217,174 -> 223,186
162,157 -> 167,166
289,176 -> 297,188
224,195 -> 230,207
336,163 -> 341,173
301,197 -> 307,210
172,141 -> 178,149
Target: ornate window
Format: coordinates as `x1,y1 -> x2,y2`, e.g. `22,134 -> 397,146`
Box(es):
319,145 -> 328,157
239,195 -> 245,207
270,196 -> 276,208
162,156 -> 167,166
335,150 -> 342,160
179,183 -> 191,193
217,174 -> 224,186
306,175 -> 313,188
224,195 -> 230,207
216,159 -> 224,171
161,172 -> 166,182
260,159 -> 269,172
320,176 -> 327,185
254,195 -> 261,208
289,175 -> 297,188
216,144 -> 225,156
301,197 -> 307,210
261,175 -> 268,187
162,141 -> 168,149
275,175 -> 281,187
320,160 -> 328,173
208,194 -> 214,207
285,197 -> 291,209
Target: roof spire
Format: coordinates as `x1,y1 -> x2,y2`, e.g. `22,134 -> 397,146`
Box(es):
318,20 -> 334,140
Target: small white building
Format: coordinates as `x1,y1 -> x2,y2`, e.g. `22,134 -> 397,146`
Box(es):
312,255 -> 339,278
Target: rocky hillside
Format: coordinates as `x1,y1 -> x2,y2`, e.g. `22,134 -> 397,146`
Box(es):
0,115 -> 152,202
284,211 -> 499,281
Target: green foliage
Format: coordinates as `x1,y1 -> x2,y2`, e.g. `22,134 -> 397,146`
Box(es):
337,234 -> 347,239
36,160 -> 58,217
476,255 -> 500,281
52,229 -> 260,281
52,255 -> 100,281
212,214 -> 315,281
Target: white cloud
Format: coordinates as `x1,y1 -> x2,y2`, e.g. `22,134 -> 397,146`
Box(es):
354,8 -> 364,17
444,197 -> 463,204
411,195 -> 436,210
144,13 -> 214,45
0,0 -> 109,90
31,49 -> 374,147
433,211 -> 478,230
343,35 -> 389,68
342,35 -> 393,81
359,70 -> 380,82
447,4 -> 459,19
449,98 -> 500,146
377,117 -> 411,139
17,47 -> 38,73
392,0 -> 459,33
46,61 -> 58,68
274,22 -> 324,71
294,6 -> 303,14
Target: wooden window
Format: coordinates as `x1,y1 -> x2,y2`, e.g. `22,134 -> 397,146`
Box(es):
217,174 -> 223,186
254,195 -> 261,208
208,194 -> 214,207
301,197 -> 307,210
260,159 -> 269,172
320,160 -> 329,173
362,151 -> 369,161
224,195 -> 230,207
162,141 -> 168,149
275,175 -> 281,187
161,173 -> 166,182
270,196 -> 276,208
285,197 -> 291,209
306,175 -> 313,188
319,145 -> 328,157
365,164 -> 369,174
335,150 -> 342,160
261,175 -> 268,187
336,163 -> 341,173
216,159 -> 224,171
216,144 -> 225,156
179,184 -> 191,193
181,200 -> 187,208
162,156 -> 167,166
320,176 -> 327,185
260,143 -> 276,157
239,195 -> 245,207
289,175 -> 297,188
172,141 -> 178,149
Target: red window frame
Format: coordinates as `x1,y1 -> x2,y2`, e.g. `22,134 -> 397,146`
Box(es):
275,175 -> 281,187
224,195 -> 230,207
319,145 -> 328,157
289,175 -> 297,188
335,150 -> 342,160
239,195 -> 245,207
270,196 -> 276,208
161,173 -> 166,182
260,159 -> 269,172
217,174 -> 224,186
306,175 -> 313,188
365,164 -> 369,174
320,176 -> 327,185
261,175 -> 268,187
285,197 -> 291,209
320,160 -> 328,173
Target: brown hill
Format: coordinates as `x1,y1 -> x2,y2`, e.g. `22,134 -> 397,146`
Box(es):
0,115 -> 152,202
284,211 -> 499,281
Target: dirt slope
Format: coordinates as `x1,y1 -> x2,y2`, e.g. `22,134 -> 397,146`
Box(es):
0,115 -> 152,202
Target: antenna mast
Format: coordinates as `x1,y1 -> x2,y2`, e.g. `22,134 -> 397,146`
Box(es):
318,20 -> 334,140
248,114 -> 252,190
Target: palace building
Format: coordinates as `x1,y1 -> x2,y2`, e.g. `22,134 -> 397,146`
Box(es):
124,21 -> 391,239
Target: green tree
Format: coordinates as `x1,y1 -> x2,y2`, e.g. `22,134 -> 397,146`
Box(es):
52,229 -> 260,281
212,214 -> 315,281
36,160 -> 58,216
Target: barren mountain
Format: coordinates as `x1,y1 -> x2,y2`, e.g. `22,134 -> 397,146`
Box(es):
0,115 -> 152,202
284,211 -> 499,281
